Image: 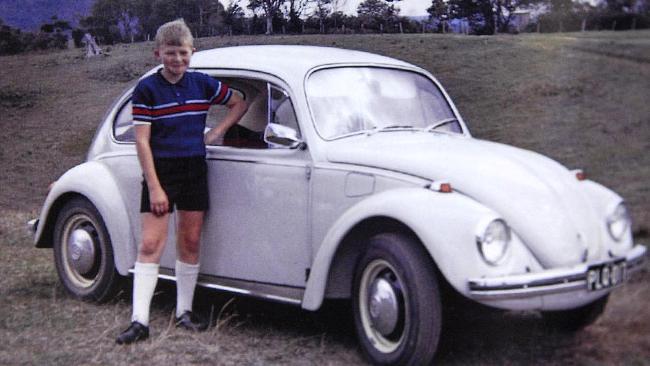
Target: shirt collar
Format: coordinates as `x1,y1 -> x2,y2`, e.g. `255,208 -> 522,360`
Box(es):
156,68 -> 188,88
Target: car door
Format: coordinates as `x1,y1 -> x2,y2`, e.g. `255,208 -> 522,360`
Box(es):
201,79 -> 311,288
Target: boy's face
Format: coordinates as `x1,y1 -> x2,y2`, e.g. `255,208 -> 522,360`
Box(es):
155,42 -> 194,78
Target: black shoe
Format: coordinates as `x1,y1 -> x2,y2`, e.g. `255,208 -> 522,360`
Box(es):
116,321 -> 149,344
175,311 -> 208,332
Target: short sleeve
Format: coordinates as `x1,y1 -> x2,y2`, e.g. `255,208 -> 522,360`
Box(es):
132,82 -> 153,125
204,75 -> 233,106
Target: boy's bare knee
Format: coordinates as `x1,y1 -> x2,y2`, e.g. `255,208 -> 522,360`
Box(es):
139,238 -> 163,258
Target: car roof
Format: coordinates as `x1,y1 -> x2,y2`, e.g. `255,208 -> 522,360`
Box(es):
188,45 -> 416,82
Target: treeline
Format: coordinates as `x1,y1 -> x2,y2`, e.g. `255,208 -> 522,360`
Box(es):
534,0 -> 650,33
0,18 -> 75,55
429,0 -> 650,34
1,0 -> 649,55
80,0 -> 421,43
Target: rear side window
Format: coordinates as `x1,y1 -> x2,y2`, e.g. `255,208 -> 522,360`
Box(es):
113,100 -> 134,142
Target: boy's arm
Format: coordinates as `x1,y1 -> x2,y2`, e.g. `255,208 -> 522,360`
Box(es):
135,125 -> 168,215
204,93 -> 248,145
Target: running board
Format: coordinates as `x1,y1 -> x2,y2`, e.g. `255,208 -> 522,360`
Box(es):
129,267 -> 304,306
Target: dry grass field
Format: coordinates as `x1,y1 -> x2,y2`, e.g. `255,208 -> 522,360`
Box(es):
0,31 -> 649,365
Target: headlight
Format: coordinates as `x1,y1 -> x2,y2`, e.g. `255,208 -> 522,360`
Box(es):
607,202 -> 630,242
476,219 -> 511,266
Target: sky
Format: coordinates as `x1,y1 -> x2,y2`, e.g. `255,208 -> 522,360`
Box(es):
333,0 -> 432,16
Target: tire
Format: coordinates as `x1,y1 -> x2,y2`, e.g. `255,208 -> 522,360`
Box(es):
53,197 -> 121,302
352,233 -> 442,366
542,294 -> 609,331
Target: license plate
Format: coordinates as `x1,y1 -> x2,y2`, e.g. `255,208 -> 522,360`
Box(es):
586,260 -> 626,291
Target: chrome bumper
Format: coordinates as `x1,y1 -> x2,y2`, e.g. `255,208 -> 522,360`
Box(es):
468,244 -> 646,300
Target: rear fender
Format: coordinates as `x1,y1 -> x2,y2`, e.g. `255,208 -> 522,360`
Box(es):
34,161 -> 136,275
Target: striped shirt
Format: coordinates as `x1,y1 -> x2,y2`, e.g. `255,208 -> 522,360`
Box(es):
132,69 -> 232,158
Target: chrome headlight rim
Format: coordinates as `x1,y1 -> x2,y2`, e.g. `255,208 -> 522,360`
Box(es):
606,202 -> 630,242
476,218 -> 512,266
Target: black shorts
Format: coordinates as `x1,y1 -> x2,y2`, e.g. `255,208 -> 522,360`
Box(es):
140,157 -> 209,213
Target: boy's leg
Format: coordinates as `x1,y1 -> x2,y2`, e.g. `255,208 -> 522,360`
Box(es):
117,212 -> 169,344
175,210 -> 207,330
133,212 -> 170,324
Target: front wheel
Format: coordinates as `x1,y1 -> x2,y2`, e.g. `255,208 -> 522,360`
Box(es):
353,233 -> 442,366
53,197 -> 122,302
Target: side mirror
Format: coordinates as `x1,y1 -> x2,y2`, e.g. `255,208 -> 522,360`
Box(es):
264,123 -> 304,149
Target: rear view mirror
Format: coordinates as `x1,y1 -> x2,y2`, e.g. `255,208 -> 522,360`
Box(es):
264,123 -> 303,149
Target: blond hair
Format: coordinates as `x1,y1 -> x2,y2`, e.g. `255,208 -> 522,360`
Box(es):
155,19 -> 193,48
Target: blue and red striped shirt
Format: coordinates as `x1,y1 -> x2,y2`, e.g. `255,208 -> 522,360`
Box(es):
132,69 -> 232,158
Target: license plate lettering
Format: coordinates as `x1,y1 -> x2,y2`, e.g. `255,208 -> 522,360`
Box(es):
587,261 -> 626,291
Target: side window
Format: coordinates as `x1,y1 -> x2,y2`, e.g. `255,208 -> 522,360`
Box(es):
206,77 -> 300,149
114,99 -> 135,142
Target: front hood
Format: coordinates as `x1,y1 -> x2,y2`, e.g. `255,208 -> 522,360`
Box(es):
327,132 -> 603,268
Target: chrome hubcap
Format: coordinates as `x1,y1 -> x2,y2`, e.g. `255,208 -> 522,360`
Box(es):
368,277 -> 399,336
67,228 -> 96,275
359,259 -> 407,354
61,214 -> 101,288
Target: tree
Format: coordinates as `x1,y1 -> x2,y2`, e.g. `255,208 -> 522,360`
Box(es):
248,0 -> 284,34
447,0 -> 536,34
284,0 -> 309,33
81,0 -> 140,43
194,0 -> 225,36
605,0 -> 637,12
357,0 -> 400,32
427,0 -> 449,31
223,0 -> 246,35
312,0 -> 333,33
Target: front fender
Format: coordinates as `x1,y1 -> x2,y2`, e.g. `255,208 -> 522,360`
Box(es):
34,161 -> 136,275
302,187 -> 537,310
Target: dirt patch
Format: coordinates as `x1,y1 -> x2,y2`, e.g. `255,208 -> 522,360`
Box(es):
88,59 -> 148,83
0,87 -> 41,109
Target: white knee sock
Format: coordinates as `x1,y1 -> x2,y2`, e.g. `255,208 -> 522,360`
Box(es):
131,262 -> 159,326
175,260 -> 200,317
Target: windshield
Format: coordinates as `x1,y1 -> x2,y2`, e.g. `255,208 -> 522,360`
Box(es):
307,67 -> 461,139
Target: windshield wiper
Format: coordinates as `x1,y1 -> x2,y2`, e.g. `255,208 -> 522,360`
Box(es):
424,118 -> 458,132
367,125 -> 416,135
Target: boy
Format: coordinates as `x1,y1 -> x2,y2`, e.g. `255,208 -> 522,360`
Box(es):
116,19 -> 247,345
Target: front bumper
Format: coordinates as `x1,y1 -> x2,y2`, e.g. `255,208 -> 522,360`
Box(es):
468,244 -> 646,300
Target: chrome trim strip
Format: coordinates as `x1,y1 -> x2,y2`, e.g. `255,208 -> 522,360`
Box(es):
128,269 -> 303,305
468,244 -> 646,300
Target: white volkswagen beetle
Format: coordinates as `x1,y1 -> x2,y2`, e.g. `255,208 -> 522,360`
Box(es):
30,45 -> 646,365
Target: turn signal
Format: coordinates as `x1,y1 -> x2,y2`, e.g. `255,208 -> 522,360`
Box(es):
430,181 -> 453,193
571,169 -> 586,181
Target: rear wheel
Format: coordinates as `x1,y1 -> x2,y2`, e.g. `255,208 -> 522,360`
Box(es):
53,197 -> 122,302
542,295 -> 609,331
352,233 -> 442,366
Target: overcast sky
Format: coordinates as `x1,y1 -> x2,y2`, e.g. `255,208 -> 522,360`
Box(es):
337,0 -> 431,16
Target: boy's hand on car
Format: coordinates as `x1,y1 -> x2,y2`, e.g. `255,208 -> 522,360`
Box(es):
149,187 -> 169,216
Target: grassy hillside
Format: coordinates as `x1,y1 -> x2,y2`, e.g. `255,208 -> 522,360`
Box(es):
0,31 -> 649,365
1,30 -> 648,231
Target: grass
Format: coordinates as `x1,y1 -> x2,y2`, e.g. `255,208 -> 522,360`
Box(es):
0,30 -> 649,365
